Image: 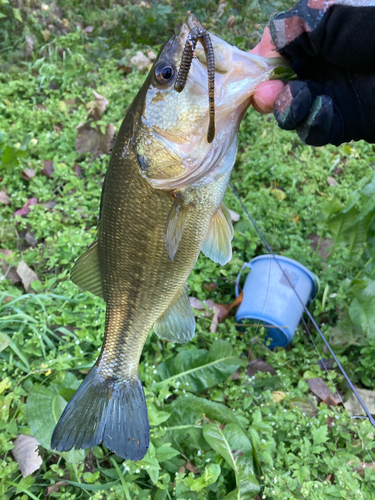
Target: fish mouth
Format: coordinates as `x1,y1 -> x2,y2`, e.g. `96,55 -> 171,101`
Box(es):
146,14 -> 286,190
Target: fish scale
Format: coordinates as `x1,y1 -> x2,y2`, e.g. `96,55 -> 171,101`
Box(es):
51,12 -> 285,460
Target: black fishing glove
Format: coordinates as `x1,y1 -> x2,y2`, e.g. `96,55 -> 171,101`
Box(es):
269,0 -> 375,146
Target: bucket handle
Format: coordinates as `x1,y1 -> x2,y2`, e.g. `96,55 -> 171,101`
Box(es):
235,262 -> 252,298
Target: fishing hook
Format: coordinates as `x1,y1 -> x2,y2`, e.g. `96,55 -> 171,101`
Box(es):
175,21 -> 215,144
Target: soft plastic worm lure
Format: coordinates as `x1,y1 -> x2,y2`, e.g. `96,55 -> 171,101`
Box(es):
174,22 -> 215,143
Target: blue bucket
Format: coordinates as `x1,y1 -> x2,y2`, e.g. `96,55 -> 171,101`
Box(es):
235,255 -> 318,349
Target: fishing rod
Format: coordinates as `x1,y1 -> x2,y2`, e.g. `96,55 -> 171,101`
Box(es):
230,181 -> 375,430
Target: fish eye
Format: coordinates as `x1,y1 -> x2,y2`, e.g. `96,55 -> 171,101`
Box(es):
154,62 -> 175,85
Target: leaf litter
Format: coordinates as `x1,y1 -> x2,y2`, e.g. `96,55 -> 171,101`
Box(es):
75,91 -> 115,155
11,434 -> 42,477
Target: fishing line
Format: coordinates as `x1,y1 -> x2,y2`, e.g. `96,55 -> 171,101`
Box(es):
230,182 -> 375,443
301,314 -> 375,466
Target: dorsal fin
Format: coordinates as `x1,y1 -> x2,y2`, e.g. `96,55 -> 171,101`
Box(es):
70,240 -> 104,299
164,196 -> 192,261
201,202 -> 234,266
154,286 -> 195,343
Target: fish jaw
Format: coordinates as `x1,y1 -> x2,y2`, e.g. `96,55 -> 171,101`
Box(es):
133,14 -> 287,191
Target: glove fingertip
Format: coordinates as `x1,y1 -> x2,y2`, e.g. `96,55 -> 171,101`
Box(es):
274,80 -> 312,130
297,95 -> 334,146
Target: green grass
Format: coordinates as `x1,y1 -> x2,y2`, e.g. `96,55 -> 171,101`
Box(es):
1,0 -> 375,499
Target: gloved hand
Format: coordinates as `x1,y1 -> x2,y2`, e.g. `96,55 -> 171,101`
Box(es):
253,0 -> 375,147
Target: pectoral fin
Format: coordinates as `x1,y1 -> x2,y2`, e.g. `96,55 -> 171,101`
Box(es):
154,286 -> 195,343
164,196 -> 191,261
71,240 -> 104,299
201,203 -> 234,266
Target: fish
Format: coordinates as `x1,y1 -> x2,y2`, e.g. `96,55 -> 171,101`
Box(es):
51,13 -> 284,461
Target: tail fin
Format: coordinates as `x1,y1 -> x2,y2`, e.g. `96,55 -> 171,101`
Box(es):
51,366 -> 149,460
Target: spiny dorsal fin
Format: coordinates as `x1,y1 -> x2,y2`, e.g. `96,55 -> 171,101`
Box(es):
164,196 -> 191,261
71,240 -> 104,299
154,286 -> 195,343
201,202 -> 234,266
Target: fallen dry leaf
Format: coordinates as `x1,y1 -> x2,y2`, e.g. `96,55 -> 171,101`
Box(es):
83,25 -> 94,33
308,377 -> 341,404
210,303 -> 228,333
323,394 -> 340,408
224,291 -> 243,317
0,251 -> 21,286
130,51 -> 151,72
147,50 -> 157,61
271,391 -> 286,403
217,0 -> 226,17
246,358 -> 276,377
348,461 -> 375,476
229,209 -> 240,222
344,388 -> 375,417
14,198 -> 38,218
189,297 -> 212,316
189,293 -> 243,333
12,435 -> 42,477
76,122 -> 115,155
327,176 -> 338,187
86,90 -> 109,121
17,261 -> 39,293
25,231 -> 37,248
44,481 -> 69,498
21,168 -> 35,181
185,461 -> 200,474
0,250 -> 21,286
41,160 -> 54,178
5,268 -> 22,285
101,123 -> 115,154
0,189 -> 10,205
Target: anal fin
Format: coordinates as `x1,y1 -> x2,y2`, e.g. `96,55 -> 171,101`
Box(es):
201,202 -> 234,266
154,286 -> 195,343
164,196 -> 191,261
71,240 -> 104,299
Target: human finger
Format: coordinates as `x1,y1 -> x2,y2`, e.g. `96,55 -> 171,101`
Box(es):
252,80 -> 285,114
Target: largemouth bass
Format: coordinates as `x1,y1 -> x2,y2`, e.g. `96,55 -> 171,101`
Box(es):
51,14 -> 284,460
